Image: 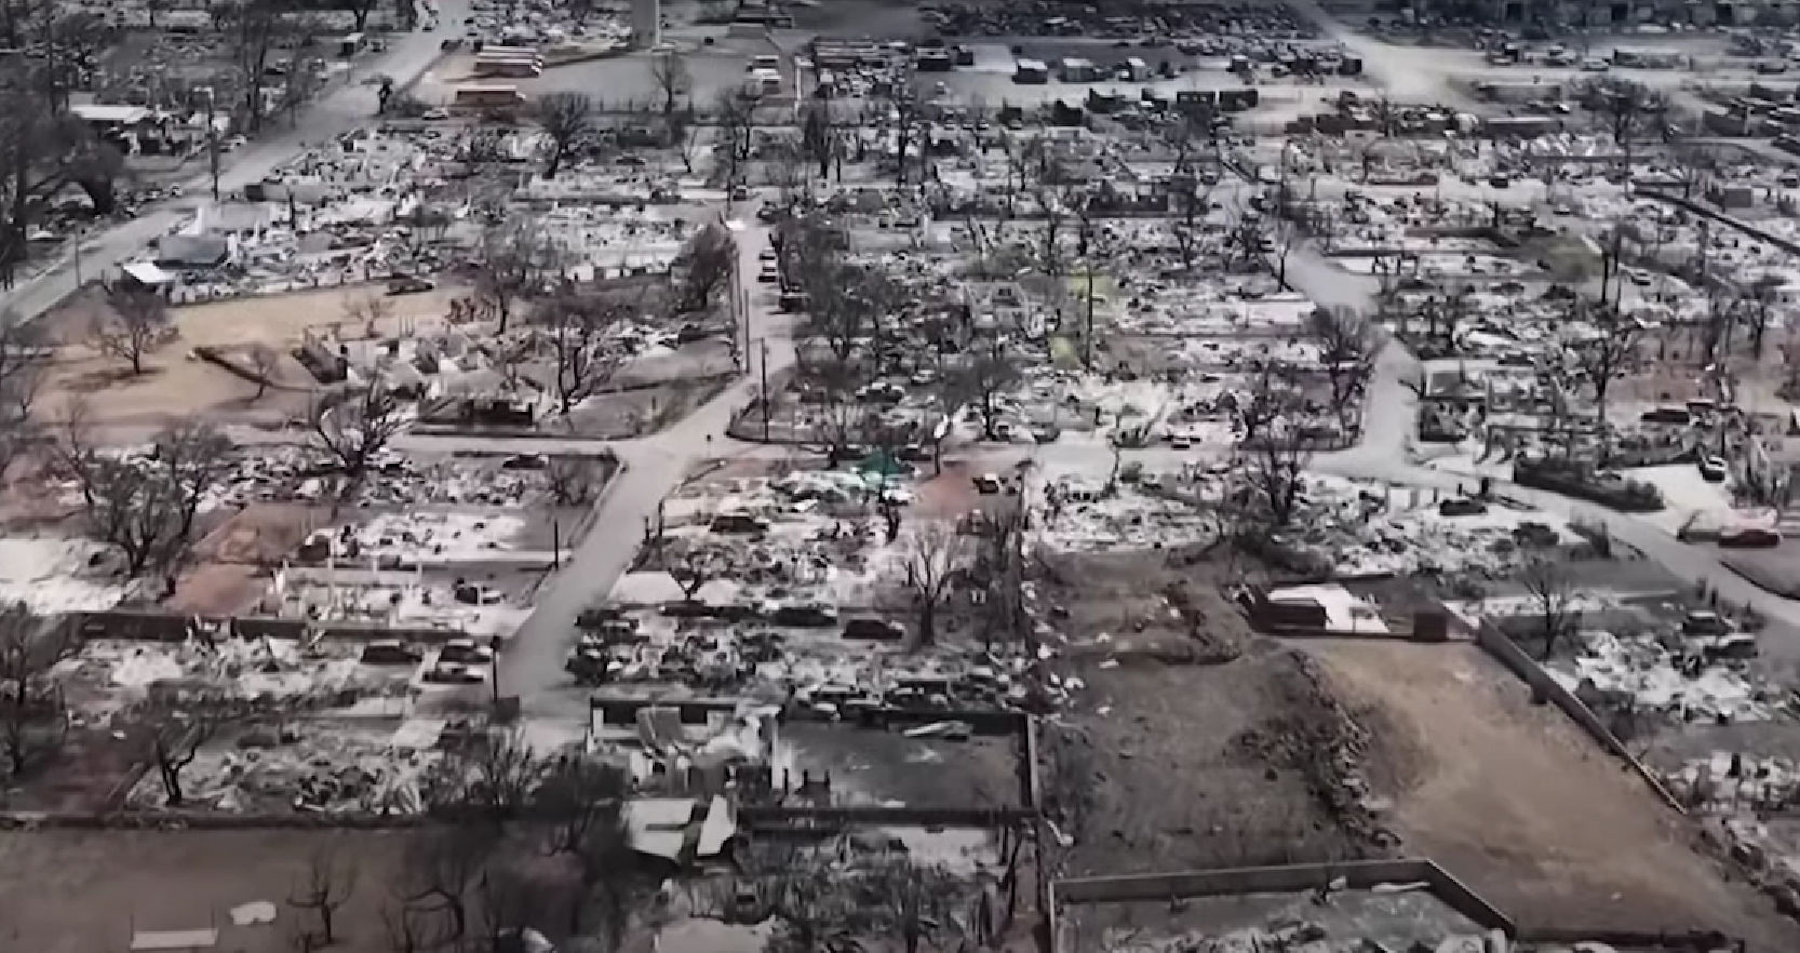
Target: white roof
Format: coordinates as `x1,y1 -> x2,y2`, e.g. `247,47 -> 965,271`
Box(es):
1267,584 -> 1390,635
121,261 -> 177,286
72,103 -> 153,124
131,930 -> 219,951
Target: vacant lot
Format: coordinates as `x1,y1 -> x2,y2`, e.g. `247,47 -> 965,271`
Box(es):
0,829 -> 413,953
1039,551 -> 1398,879
1311,638 -> 1799,946
33,284 -> 462,429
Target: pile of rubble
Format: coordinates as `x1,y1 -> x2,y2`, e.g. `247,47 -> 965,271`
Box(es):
1549,625 -> 1776,725
127,720 -> 450,814
1231,649 -> 1399,856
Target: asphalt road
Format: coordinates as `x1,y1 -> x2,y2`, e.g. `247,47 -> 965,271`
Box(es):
495,200 -> 797,712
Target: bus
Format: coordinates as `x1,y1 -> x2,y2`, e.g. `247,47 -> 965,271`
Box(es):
474,56 -> 543,78
452,84 -> 528,109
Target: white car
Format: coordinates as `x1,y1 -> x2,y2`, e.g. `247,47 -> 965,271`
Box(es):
1581,57 -> 1610,72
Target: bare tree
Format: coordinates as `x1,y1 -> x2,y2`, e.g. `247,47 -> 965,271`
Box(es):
151,708 -> 228,806
713,91 -> 754,194
308,383 -> 407,482
289,846 -> 359,947
0,319 -> 44,479
664,537 -> 723,602
56,413 -> 233,580
217,0 -> 301,134
572,797 -> 644,945
248,344 -> 281,399
0,602 -> 74,779
542,456 -> 601,507
93,287 -> 172,374
342,293 -> 394,340
473,220 -> 561,334
1520,554 -> 1580,660
534,755 -> 629,855
1581,77 -> 1669,171
677,223 -> 736,313
800,101 -> 836,180
668,106 -> 700,174
536,92 -> 593,179
882,75 -> 923,185
534,292 -> 626,415
901,520 -> 965,647
869,861 -> 963,953
760,846 -> 847,953
1566,299 -> 1644,463
648,50 -> 691,117
1239,437 -> 1311,529
1229,358 -> 1302,446
401,825 -> 499,948
1307,306 -> 1378,432
944,339 -> 1021,442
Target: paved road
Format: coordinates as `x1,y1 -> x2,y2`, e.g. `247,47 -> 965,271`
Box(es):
496,203 -> 796,712
0,2 -> 470,322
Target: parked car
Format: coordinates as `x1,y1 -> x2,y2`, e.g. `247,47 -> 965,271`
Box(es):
842,618 -> 905,641
387,275 -> 435,295
972,473 -> 1003,494
1719,526 -> 1781,548
424,661 -> 486,684
1698,455 -> 1728,482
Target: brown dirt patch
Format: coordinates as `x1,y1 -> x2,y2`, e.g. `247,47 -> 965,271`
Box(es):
31,283 -> 463,429
1311,639 -> 1800,946
166,563 -> 269,615
1037,551 -> 1402,877
0,829 -> 414,953
3,721 -> 159,813
192,503 -> 322,566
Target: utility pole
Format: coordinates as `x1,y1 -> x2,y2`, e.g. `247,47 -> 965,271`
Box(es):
760,338 -> 770,441
205,88 -> 221,201
1084,264 -> 1095,369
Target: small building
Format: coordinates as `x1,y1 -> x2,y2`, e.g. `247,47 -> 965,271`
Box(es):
1013,58 -> 1048,84
916,47 -> 953,72
1058,57 -> 1099,82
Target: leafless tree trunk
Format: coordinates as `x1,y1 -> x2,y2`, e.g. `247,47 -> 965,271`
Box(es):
308,383 -> 406,485
0,319 -> 44,480
288,845 -> 359,946
535,92 -> 593,179
93,287 -> 172,375
677,223 -> 736,313
248,344 -> 280,399
0,602 -> 73,779
1307,306 -> 1378,432
902,521 -> 965,647
1521,554 -> 1580,660
649,50 -> 691,116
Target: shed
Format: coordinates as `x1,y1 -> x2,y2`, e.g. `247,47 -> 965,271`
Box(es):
120,261 -> 177,288
130,928 -> 219,952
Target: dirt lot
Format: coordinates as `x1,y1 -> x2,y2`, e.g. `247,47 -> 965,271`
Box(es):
1038,551 -> 1398,879
34,283 -> 464,430
0,829 -> 414,953
779,721 -> 1025,808
1311,638 -> 1800,946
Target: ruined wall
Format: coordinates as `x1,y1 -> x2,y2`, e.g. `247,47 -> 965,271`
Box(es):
1051,858 -> 1516,934
1473,619 -> 1687,813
